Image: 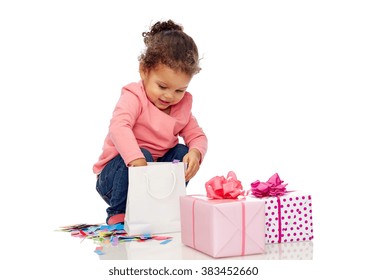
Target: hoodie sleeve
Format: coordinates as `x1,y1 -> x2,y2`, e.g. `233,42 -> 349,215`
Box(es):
179,113 -> 208,163
108,87 -> 145,165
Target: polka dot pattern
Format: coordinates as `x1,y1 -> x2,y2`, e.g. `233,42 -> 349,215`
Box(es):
264,192 -> 313,243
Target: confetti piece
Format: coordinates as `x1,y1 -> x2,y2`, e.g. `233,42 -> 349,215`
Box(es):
160,239 -> 172,245
94,245 -> 105,255
140,234 -> 152,240
99,231 -> 112,237
152,236 -> 172,241
112,236 -> 119,246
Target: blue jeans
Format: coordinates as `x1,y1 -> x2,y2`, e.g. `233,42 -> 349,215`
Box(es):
96,144 -> 189,223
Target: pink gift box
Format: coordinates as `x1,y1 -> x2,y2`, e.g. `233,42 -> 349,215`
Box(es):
180,195 -> 265,258
252,191 -> 314,243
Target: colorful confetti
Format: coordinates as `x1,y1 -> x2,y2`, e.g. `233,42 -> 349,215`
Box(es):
57,223 -> 173,255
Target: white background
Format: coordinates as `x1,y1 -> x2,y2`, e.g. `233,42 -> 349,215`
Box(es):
1,0 -> 366,279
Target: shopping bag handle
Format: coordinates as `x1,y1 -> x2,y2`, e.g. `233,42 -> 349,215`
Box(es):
144,171 -> 176,199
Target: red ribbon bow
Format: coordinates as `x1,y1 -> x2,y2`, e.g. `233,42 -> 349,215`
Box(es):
205,171 -> 245,199
250,173 -> 287,198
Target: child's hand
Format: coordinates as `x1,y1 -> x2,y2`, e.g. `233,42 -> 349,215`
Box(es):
183,148 -> 201,182
128,158 -> 148,167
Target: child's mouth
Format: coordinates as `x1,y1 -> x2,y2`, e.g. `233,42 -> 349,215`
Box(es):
159,99 -> 170,106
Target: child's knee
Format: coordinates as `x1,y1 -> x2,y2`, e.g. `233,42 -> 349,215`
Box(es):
177,143 -> 189,155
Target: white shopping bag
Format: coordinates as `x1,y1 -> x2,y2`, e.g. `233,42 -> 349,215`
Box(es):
125,162 -> 186,235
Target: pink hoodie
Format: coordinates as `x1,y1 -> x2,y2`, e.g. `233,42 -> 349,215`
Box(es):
93,81 -> 208,174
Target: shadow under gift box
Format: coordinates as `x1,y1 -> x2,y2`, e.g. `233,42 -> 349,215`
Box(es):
180,196 -> 265,258
265,240 -> 314,260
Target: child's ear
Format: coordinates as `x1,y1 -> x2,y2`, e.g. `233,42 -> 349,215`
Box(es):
139,63 -> 147,80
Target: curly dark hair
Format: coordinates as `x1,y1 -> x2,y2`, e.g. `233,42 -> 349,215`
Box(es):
139,20 -> 201,76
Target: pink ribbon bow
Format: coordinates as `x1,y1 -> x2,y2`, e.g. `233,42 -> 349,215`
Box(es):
250,173 -> 288,197
205,171 -> 245,199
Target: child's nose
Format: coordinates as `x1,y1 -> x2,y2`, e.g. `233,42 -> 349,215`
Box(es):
163,91 -> 174,100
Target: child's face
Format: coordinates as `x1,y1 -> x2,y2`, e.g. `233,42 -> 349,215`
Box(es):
140,64 -> 192,112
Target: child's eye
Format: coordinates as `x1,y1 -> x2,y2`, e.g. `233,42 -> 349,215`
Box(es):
176,90 -> 185,93
158,85 -> 167,89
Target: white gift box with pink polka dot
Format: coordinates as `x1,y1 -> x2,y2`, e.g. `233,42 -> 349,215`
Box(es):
249,191 -> 314,244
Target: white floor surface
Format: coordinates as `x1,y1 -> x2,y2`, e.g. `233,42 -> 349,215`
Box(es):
54,230 -> 313,261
